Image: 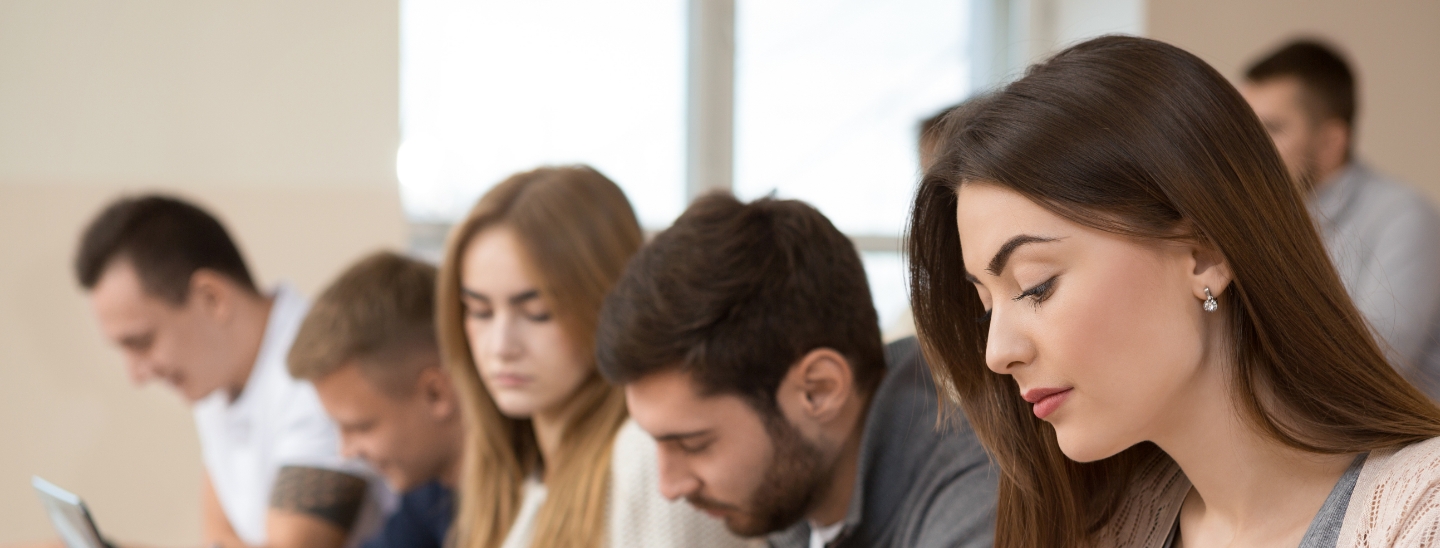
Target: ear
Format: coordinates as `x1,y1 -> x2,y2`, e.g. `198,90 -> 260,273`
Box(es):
415,366 -> 458,421
187,269 -> 234,322
1188,240 -> 1234,300
775,348 -> 856,433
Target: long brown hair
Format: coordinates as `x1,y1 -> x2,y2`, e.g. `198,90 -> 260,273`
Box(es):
907,36 -> 1440,548
437,166 -> 642,548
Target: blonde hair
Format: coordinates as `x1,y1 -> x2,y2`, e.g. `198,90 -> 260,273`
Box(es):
288,251 -> 438,397
437,166 -> 642,548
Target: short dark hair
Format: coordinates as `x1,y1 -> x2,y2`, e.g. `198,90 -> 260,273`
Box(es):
75,194 -> 257,304
595,193 -> 886,415
1245,39 -> 1356,129
289,251 -> 438,397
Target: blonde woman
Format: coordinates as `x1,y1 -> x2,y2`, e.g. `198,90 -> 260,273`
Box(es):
437,166 -> 753,548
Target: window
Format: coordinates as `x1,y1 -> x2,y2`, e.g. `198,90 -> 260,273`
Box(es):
734,0 -> 971,237
397,0 -> 686,228
399,0 -> 976,329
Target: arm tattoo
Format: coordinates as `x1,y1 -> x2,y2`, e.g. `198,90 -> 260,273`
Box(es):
268,465 -> 368,531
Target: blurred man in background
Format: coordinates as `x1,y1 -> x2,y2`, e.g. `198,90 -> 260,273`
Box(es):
887,94 -> 995,342
74,195 -> 385,548
288,251 -> 462,548
1242,39 -> 1440,396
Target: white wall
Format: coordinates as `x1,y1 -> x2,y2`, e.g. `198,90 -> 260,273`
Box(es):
0,1 -> 403,544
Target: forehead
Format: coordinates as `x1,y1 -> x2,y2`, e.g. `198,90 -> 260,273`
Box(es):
955,183 -> 1072,271
625,368 -> 757,432
89,260 -> 172,328
314,363 -> 393,407
460,226 -> 537,292
1241,77 -> 1306,114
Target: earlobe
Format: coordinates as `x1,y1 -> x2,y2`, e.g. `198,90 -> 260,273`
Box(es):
188,270 -> 230,321
794,349 -> 855,418
421,369 -> 458,420
1189,243 -> 1233,299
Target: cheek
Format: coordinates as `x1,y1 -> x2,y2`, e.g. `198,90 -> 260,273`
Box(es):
526,324 -> 592,401
702,424 -> 775,504
463,318 -> 488,364
1044,262 -> 1204,456
369,421 -> 408,457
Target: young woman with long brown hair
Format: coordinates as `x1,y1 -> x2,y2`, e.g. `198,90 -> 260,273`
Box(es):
436,166 -> 752,548
908,36 -> 1440,547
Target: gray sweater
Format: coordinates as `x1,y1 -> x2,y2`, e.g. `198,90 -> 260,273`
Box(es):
767,337 -> 998,548
1309,162 -> 1440,396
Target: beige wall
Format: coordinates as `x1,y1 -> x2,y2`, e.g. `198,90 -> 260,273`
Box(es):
0,1 -> 403,544
1148,0 -> 1440,205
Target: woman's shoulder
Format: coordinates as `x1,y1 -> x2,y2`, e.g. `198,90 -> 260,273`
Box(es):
1337,437 -> 1440,545
1093,452 -> 1190,548
608,419 -> 661,492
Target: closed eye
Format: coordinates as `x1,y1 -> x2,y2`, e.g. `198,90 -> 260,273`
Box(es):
1012,275 -> 1059,307
676,439 -> 713,454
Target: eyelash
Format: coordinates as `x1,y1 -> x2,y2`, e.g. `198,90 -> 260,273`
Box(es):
678,440 -> 711,454
977,275 -> 1059,321
1013,276 -> 1059,307
466,309 -> 552,322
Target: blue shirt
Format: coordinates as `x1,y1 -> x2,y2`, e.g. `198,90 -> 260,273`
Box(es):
361,481 -> 454,548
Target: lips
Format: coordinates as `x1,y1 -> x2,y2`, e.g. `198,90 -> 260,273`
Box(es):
489,372 -> 532,388
1022,387 -> 1073,420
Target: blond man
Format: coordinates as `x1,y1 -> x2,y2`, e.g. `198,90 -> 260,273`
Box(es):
289,251 -> 464,548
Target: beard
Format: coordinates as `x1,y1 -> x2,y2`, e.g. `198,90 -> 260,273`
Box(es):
687,415 -> 831,537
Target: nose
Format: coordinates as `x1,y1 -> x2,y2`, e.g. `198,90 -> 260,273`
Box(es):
984,306 -> 1035,375
656,450 -> 700,501
339,432 -> 362,461
486,313 -> 524,363
125,357 -> 157,385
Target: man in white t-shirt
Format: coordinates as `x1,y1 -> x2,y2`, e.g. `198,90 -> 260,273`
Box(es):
73,194 -> 385,548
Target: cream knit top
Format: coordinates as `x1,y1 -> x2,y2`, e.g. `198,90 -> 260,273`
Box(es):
1095,437 -> 1440,547
498,419 -> 761,548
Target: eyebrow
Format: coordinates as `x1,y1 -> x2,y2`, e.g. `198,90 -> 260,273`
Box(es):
964,235 -> 1060,282
461,288 -> 542,306
653,429 -> 712,443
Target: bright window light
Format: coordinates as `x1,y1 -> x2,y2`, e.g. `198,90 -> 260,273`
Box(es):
734,0 -> 972,237
398,0 -> 686,228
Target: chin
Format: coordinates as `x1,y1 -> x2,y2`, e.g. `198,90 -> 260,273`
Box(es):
179,385 -> 209,403
491,398 -> 537,419
1052,423 -> 1128,463
386,474 -> 416,493
721,513 -> 770,538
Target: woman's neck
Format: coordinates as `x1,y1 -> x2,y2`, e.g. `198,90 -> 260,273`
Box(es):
530,397 -> 581,480
1152,359 -> 1356,546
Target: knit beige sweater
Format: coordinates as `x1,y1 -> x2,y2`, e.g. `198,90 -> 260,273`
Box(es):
1094,437 -> 1440,547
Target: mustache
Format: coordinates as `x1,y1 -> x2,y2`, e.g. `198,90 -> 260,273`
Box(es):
685,493 -> 741,514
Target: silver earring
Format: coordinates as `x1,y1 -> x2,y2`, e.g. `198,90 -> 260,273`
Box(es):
1203,287 -> 1218,312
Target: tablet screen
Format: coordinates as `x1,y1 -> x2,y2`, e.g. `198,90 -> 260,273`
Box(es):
32,476 -> 108,548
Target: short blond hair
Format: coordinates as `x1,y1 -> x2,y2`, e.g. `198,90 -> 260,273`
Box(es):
289,251 -> 439,396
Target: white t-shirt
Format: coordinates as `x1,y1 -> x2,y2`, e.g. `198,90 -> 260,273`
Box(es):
498,420 -> 759,548
808,521 -> 844,548
193,284 -> 389,546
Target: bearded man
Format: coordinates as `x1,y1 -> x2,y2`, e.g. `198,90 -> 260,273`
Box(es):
594,193 -> 997,548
